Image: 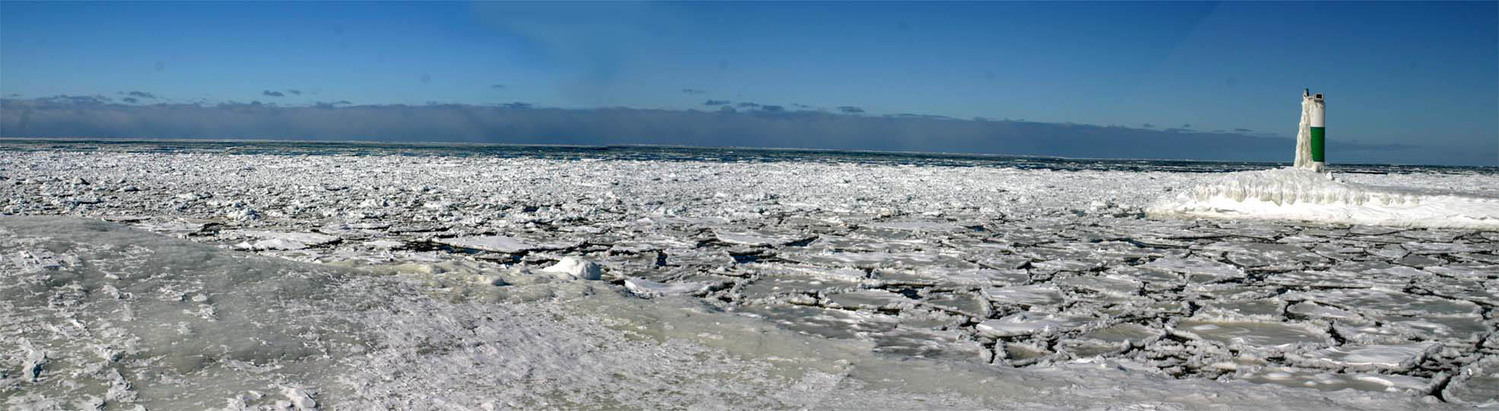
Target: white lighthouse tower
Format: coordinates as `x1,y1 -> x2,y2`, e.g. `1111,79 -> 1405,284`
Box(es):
1295,89 -> 1326,171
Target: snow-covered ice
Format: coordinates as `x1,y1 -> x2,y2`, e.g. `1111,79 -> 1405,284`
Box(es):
541,256 -> 604,280
2,141 -> 1496,408
1151,167 -> 1499,230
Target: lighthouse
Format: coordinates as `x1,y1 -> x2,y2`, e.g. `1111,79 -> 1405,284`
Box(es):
1295,89 -> 1326,171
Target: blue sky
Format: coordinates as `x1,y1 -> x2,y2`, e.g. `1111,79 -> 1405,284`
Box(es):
2,1 -> 1496,164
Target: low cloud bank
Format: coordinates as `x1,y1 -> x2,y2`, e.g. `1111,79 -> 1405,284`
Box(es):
1,98 -> 1484,165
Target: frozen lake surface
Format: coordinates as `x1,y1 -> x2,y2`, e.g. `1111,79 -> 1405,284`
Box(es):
2,140 -> 1496,409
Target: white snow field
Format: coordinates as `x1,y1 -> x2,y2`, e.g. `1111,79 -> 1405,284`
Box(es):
3,144 -> 1498,409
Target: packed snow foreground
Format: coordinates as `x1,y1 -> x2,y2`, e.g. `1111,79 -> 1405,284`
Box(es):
1150,167 -> 1499,230
3,143 -> 1498,409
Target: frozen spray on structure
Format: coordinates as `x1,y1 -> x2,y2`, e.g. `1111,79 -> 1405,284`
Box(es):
1294,89 -> 1326,171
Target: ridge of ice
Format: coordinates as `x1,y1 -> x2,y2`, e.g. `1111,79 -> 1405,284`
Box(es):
1149,167 -> 1499,230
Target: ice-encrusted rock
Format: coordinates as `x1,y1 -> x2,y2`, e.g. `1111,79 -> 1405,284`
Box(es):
542,257 -> 603,281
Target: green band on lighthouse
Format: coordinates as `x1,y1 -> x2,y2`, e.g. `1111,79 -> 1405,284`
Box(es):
1310,127 -> 1325,162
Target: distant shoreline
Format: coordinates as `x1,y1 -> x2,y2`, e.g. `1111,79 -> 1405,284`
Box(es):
2,137 -> 1493,172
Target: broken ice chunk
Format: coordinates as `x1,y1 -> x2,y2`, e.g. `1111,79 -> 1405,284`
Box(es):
864,221 -> 969,232
996,341 -> 1053,366
1056,274 -> 1142,297
278,386 -> 317,410
361,239 -> 405,250
1238,367 -> 1436,394
1058,339 -> 1130,358
231,230 -> 340,251
905,267 -> 1030,287
825,289 -> 916,312
1211,242 -> 1326,268
738,276 -> 861,300
976,311 -> 1089,338
664,248 -> 735,267
435,235 -> 576,253
623,277 -> 709,298
1286,302 -> 1363,322
132,220 -> 206,238
1080,323 -> 1164,346
981,284 -> 1065,306
1443,356 -> 1499,406
782,251 -> 975,271
712,229 -> 815,247
1028,259 -> 1101,273
752,263 -> 869,282
734,303 -> 897,340
1285,288 -> 1482,317
870,269 -> 942,286
1288,342 -> 1437,372
1196,299 -> 1284,321
541,257 -> 602,280
435,235 -> 531,253
1402,241 -> 1483,254
1383,314 -> 1489,343
225,207 -> 261,222
1332,322 -> 1418,345
1142,256 -> 1245,283
1171,318 -> 1331,350
870,328 -> 990,362
923,292 -> 991,318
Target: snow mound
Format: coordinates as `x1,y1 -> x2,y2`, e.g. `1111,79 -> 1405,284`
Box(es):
1149,168 -> 1499,230
542,256 -> 603,280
